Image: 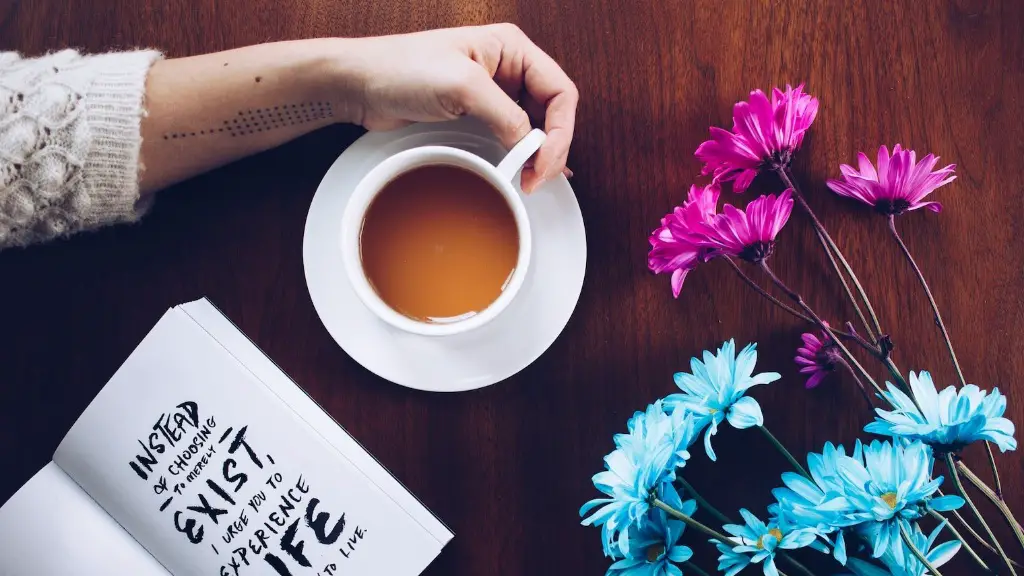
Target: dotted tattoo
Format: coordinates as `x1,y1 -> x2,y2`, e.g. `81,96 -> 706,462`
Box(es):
162,101 -> 333,140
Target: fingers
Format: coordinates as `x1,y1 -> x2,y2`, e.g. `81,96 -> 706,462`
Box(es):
486,24 -> 578,191
457,66 -> 534,155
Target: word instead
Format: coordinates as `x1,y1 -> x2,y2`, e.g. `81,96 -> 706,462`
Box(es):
130,401 -> 216,481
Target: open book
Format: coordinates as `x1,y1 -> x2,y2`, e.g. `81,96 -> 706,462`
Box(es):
0,299 -> 453,575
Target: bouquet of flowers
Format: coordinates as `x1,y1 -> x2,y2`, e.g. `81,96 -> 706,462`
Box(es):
580,85 -> 1020,576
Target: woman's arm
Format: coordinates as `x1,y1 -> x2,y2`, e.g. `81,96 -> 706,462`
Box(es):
138,39 -> 345,193
141,25 -> 578,194
0,25 -> 576,249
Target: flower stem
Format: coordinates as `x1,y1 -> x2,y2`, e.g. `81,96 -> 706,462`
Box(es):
777,167 -> 884,340
936,499 -> 1024,569
725,257 -> 815,324
650,499 -> 802,576
886,216 -> 963,383
651,499 -> 735,544
835,357 -> 875,410
726,258 -> 870,351
927,509 -> 993,573
758,426 -> 811,479
676,477 -> 732,525
945,453 -> 1018,575
887,216 -> 1005,501
899,521 -> 944,576
776,553 -> 817,576
759,261 -> 884,397
683,562 -> 712,576
955,458 -> 1024,553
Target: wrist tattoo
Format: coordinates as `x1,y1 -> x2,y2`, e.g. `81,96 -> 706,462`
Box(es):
162,101 -> 334,140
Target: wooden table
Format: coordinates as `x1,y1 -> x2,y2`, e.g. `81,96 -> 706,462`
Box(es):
2,2 -> 1022,574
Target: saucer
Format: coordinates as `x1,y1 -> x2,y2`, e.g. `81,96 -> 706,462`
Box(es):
302,119 -> 587,392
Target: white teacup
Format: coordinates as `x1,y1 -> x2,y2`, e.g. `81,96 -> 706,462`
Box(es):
341,129 -> 545,337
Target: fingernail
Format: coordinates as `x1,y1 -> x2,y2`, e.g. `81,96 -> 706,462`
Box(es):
563,167 -> 574,178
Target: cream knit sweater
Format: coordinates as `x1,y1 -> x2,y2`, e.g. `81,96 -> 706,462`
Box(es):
0,49 -> 161,249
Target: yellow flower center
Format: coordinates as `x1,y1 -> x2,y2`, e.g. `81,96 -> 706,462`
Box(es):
881,492 -> 899,509
708,408 -> 719,415
756,528 -> 783,550
646,544 -> 665,562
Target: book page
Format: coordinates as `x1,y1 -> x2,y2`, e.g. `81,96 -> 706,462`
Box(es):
0,462 -> 170,575
178,298 -> 453,545
53,308 -> 442,576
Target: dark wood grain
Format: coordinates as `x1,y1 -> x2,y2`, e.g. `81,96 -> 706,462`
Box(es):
1,1 -> 1022,574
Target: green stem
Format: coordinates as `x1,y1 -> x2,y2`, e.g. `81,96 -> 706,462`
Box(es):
759,261 -> 884,397
899,522 -> 944,576
725,257 -> 814,325
927,509 -> 992,573
758,426 -> 811,479
683,562 -> 712,576
984,442 -> 1005,501
651,499 -> 736,544
778,167 -> 884,339
945,454 -> 1017,575
836,356 -> 875,410
651,500 -> 806,576
676,477 -> 732,525
776,553 -> 817,576
725,258 -> 871,352
887,216 -> 964,385
955,459 -> 1024,553
887,216 -> 1004,496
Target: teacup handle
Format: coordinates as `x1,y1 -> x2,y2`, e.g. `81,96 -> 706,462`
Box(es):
495,129 -> 546,182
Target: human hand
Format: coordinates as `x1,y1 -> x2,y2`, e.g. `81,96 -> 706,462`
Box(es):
334,24 -> 578,192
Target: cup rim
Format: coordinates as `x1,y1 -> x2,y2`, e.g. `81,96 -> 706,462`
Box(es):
340,146 -> 532,337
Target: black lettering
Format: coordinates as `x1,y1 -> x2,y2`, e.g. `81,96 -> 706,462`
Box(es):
232,546 -> 250,566
229,426 -> 263,469
173,510 -> 204,543
148,432 -> 166,453
264,553 -> 294,576
186,493 -> 228,525
207,478 -> 236,505
227,556 -> 242,576
223,459 -> 247,492
305,499 -> 345,545
178,401 -> 200,427
130,439 -> 160,480
250,529 -> 270,554
279,518 -> 311,567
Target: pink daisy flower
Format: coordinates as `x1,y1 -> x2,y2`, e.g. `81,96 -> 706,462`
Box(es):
698,190 -> 794,263
794,324 -> 839,389
648,184 -> 720,297
695,84 -> 819,192
826,144 -> 956,215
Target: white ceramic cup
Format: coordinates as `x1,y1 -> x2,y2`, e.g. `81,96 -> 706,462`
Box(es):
341,128 -> 546,337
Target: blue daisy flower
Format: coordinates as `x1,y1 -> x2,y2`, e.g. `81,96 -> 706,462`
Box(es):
836,440 -> 964,558
847,521 -> 961,576
621,400 -> 700,473
718,509 -> 818,576
581,402 -> 700,556
866,371 -> 1017,453
606,484 -> 696,576
665,340 -> 780,461
714,539 -> 752,576
770,442 -> 872,564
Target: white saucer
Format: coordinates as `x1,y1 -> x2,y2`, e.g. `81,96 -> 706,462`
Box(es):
302,119 -> 587,392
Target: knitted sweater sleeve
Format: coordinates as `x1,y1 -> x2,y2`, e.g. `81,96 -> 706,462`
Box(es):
0,49 -> 162,249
